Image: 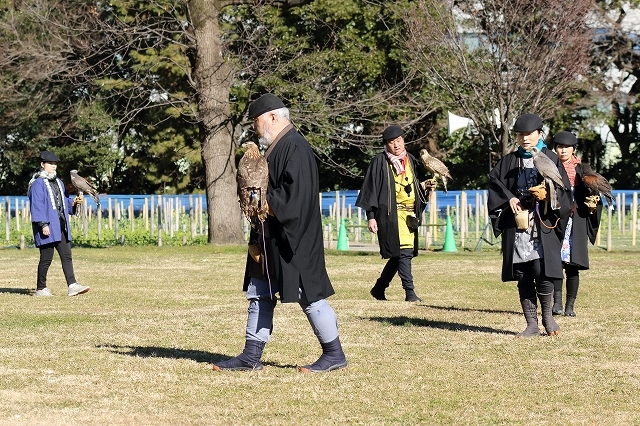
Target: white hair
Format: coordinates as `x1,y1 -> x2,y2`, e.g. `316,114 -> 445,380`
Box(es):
271,107 -> 290,121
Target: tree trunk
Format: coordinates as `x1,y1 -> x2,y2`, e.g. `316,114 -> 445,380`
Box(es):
190,0 -> 243,244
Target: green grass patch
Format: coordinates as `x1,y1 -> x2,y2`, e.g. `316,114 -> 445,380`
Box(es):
1,245 -> 640,425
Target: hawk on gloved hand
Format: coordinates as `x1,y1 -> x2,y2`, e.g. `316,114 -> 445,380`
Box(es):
419,149 -> 452,194
70,170 -> 100,206
529,147 -> 566,210
581,163 -> 614,208
237,142 -> 269,230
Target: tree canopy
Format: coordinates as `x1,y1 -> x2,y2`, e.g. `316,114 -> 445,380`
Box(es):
1,0 -> 639,238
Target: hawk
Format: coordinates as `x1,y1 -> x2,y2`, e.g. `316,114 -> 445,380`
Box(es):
419,149 -> 452,194
70,170 -> 100,206
581,163 -> 614,207
529,147 -> 565,210
236,142 -> 269,230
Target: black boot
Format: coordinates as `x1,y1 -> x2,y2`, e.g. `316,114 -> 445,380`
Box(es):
538,292 -> 560,336
564,296 -> 576,317
517,298 -> 540,338
552,283 -> 564,316
405,289 -> 422,302
213,340 -> 265,371
298,337 -> 348,373
370,281 -> 387,300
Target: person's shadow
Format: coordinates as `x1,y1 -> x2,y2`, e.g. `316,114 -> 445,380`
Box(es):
368,315 -> 517,335
97,344 -> 297,369
0,287 -> 32,296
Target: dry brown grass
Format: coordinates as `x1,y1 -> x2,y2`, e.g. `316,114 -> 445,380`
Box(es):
1,245 -> 639,425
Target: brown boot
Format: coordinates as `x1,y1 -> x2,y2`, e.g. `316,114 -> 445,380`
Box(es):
517,298 -> 540,338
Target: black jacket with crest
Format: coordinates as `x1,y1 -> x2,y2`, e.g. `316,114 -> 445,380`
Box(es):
243,127 -> 334,303
356,152 -> 428,259
488,147 -> 572,281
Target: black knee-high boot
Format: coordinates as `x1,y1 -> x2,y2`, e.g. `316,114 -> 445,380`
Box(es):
213,340 -> 265,371
552,279 -> 564,315
564,267 -> 579,317
517,298 -> 540,338
538,292 -> 560,336
298,337 -> 347,373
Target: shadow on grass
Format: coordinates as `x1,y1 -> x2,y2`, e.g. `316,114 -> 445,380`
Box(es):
0,287 -> 32,295
98,344 -> 218,363
368,316 -> 517,335
97,344 -> 298,369
423,304 -> 520,315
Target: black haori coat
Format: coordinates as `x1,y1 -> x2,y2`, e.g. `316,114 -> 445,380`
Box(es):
566,162 -> 603,270
355,152 -> 428,259
243,127 -> 334,303
488,148 -> 572,282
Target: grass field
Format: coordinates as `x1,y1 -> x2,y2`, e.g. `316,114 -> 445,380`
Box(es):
1,244 -> 639,425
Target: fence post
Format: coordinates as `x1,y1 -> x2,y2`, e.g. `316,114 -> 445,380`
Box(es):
5,197 -> 10,242
15,198 -> 20,232
607,206 -> 613,252
632,192 -> 637,247
108,198 -> 113,230
97,204 -> 102,241
114,202 -> 120,241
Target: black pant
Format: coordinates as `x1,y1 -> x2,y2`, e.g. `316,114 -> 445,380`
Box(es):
555,263 -> 580,299
514,258 -> 553,299
37,229 -> 76,290
377,248 -> 415,291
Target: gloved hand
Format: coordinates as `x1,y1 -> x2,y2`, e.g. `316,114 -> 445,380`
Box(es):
528,182 -> 547,202
584,194 -> 600,214
420,179 -> 437,193
72,194 -> 84,207
248,242 -> 262,264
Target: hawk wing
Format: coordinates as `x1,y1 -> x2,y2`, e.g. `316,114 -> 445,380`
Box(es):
236,142 -> 269,229
529,148 -> 565,189
528,147 -> 565,210
70,170 -> 101,206
419,149 -> 452,193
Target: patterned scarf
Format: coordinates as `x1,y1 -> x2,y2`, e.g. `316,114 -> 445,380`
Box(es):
27,169 -> 57,195
563,155 -> 581,187
385,149 -> 407,175
517,139 -> 547,158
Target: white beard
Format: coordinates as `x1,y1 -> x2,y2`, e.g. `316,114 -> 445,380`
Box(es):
258,127 -> 275,148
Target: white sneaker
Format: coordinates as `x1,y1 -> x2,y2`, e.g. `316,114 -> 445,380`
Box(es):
34,288 -> 53,297
68,283 -> 90,296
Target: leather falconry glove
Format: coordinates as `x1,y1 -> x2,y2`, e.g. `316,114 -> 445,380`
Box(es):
528,182 -> 548,202
584,194 -> 600,214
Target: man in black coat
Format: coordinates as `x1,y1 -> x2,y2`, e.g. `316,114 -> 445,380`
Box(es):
356,125 -> 433,302
488,114 -> 572,337
213,94 -> 347,373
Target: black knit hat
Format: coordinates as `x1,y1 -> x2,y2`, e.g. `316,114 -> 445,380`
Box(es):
248,93 -> 286,119
39,150 -> 60,162
553,131 -> 578,147
382,125 -> 404,141
513,114 -> 544,132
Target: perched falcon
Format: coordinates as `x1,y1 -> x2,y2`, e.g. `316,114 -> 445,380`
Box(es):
70,170 -> 100,206
529,147 -> 565,210
419,149 -> 452,194
236,142 -> 269,230
581,163 -> 614,207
